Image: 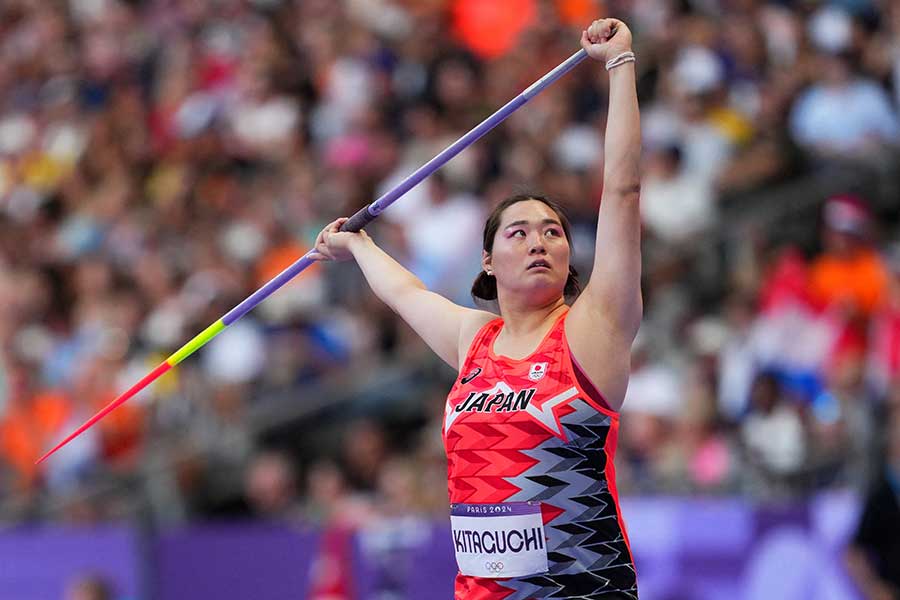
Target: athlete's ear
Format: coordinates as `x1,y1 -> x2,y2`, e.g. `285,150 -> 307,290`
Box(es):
481,250 -> 492,275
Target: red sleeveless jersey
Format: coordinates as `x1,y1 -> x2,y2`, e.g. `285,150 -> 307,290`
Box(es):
443,310 -> 637,599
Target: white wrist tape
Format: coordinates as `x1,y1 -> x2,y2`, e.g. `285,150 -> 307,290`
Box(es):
605,51 -> 635,71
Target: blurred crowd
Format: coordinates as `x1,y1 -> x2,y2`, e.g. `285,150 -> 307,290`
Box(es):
1,0 -> 899,543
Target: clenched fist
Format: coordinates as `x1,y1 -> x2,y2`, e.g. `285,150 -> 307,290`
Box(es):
580,18 -> 633,63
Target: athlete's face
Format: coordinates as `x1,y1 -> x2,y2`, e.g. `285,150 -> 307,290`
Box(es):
484,200 -> 571,301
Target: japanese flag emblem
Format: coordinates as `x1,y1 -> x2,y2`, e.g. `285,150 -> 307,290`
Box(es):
528,362 -> 548,381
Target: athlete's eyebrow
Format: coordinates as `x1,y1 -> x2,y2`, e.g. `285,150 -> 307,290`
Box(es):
503,218 -> 562,229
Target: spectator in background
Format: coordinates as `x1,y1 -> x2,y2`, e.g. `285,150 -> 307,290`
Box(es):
303,458 -> 373,528
358,457 -> 433,598
243,449 -> 303,520
619,334 -> 683,492
340,418 -> 388,493
868,244 -> 900,401
640,42 -> 732,221
809,327 -> 875,489
808,195 -> 888,319
400,174 -> 485,303
789,7 -> 900,159
845,404 -> 900,600
0,354 -> 74,492
303,458 -> 373,600
679,318 -> 737,492
739,372 -> 807,495
640,143 -> 715,245
714,11 -> 798,197
666,41 -> 750,184
717,292 -> 761,422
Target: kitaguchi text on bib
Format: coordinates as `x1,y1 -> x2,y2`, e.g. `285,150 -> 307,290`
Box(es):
450,502 -> 549,579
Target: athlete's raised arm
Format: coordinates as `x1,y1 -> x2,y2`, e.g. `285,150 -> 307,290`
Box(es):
566,18 -> 642,410
311,218 -> 494,370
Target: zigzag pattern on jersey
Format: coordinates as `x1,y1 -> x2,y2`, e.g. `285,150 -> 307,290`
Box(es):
446,313 -> 636,599
497,400 -> 637,600
445,415 -> 554,503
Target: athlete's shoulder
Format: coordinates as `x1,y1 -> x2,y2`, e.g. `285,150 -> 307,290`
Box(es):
457,310 -> 500,368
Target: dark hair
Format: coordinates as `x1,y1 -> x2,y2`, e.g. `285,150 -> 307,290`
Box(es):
471,193 -> 581,302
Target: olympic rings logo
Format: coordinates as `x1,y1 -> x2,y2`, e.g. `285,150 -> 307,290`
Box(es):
484,561 -> 505,574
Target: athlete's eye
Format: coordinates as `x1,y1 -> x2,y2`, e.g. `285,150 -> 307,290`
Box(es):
545,228 -> 562,237
509,229 -> 526,238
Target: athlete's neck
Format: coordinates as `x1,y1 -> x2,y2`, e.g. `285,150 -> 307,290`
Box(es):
496,296 -> 567,338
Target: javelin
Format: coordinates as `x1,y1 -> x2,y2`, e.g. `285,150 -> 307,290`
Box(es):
37,48 -> 590,464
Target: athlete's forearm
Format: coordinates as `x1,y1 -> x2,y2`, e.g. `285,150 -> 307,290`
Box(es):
603,64 -> 641,196
348,235 -> 427,310
583,58 -> 642,334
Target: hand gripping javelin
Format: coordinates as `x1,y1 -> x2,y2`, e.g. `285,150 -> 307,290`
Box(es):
37,48 -> 590,464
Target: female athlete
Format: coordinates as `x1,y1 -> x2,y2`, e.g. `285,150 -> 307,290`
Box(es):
312,18 -> 641,600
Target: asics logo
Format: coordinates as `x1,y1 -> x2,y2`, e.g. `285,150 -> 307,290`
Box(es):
461,367 -> 482,384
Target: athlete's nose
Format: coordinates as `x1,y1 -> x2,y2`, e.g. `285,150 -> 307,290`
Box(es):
528,239 -> 547,254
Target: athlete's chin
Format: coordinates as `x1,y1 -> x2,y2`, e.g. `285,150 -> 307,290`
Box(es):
512,280 -> 566,302
528,273 -> 565,287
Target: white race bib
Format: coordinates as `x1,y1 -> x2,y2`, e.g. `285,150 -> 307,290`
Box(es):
450,502 -> 549,579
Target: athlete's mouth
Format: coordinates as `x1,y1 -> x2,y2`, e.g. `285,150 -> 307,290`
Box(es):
527,259 -> 551,270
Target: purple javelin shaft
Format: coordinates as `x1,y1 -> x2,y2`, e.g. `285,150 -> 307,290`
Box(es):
223,48 -> 588,326
357,49 -> 589,220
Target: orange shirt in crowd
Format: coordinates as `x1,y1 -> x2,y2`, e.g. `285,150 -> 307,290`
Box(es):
0,391 -> 71,490
255,241 -> 316,286
808,248 -> 889,317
